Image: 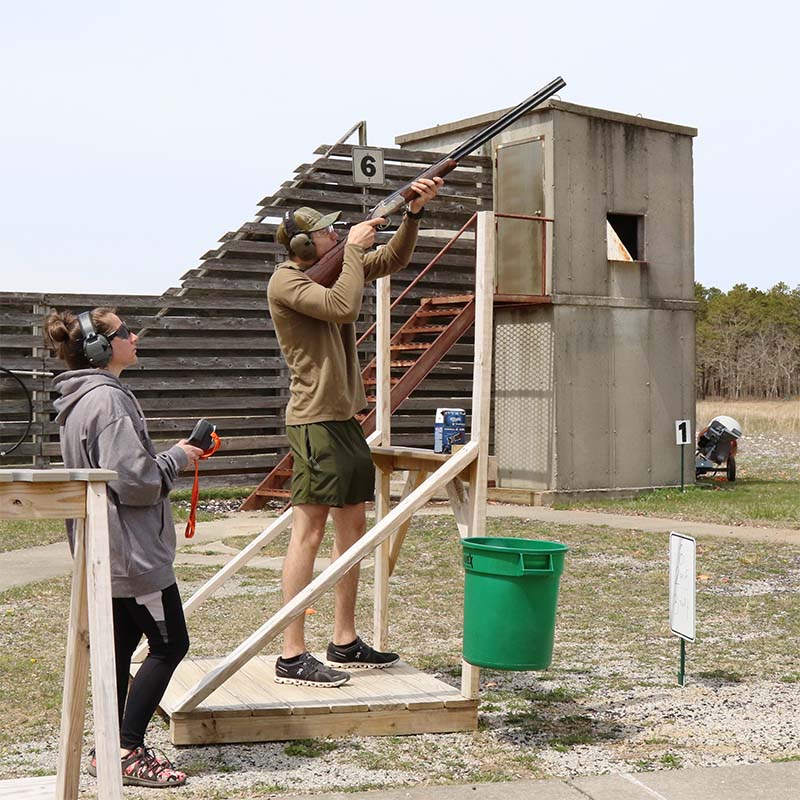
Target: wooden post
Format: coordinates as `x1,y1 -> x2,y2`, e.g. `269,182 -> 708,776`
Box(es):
84,481 -> 124,799
31,302 -> 50,470
461,210 -> 496,700
373,275 -> 392,649
388,469 -> 429,575
54,520 -> 90,800
0,469 -> 121,800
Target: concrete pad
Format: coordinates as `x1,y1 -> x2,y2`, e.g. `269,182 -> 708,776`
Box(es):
278,779 -> 585,800
182,512 -> 275,546
635,761 -> 800,799
0,774 -> 55,799
0,540 -> 71,591
276,764 -> 800,800
572,762 -> 800,799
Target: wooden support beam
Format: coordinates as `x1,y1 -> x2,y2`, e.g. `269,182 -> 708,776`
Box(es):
461,210 -> 496,701
375,275 -> 392,442
373,467 -> 391,651
83,481 -> 123,799
373,275 -> 392,650
445,477 -> 471,539
388,469 -> 429,575
0,481 -> 87,520
174,441 -> 479,713
54,520 -> 89,800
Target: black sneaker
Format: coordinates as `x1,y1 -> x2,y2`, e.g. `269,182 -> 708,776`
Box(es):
275,652 -> 350,687
326,637 -> 400,669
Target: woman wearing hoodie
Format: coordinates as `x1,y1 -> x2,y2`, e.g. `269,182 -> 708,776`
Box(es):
45,307 -> 203,788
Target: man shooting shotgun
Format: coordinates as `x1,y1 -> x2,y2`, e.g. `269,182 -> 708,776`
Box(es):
267,77 -> 565,687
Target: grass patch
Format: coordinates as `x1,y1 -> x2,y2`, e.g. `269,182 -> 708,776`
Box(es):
554,479 -> 799,527
170,505 -> 225,523
0,576 -> 74,746
170,486 -> 256,502
697,399 -> 800,436
0,518 -> 65,553
284,739 -> 338,758
697,669 -> 745,683
660,753 -> 683,769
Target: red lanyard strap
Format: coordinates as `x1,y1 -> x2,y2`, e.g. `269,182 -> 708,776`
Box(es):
184,432 -> 221,539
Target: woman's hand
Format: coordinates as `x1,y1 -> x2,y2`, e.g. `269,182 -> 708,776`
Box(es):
177,440 -> 204,465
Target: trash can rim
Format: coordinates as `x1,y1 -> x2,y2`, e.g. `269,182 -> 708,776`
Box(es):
462,536 -> 569,554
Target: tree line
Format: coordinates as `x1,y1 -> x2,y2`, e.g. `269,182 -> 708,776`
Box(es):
695,282 -> 800,399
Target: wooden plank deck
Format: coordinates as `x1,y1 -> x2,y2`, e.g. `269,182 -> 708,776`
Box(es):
136,656 -> 477,745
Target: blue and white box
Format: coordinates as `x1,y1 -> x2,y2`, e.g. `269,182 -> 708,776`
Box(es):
434,408 -> 466,454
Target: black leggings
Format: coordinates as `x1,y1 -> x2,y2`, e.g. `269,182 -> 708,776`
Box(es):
112,583 -> 189,750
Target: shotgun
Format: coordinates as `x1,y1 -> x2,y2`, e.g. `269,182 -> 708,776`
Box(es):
304,76 -> 566,287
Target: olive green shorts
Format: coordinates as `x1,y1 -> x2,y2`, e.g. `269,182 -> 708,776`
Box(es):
287,418 -> 374,507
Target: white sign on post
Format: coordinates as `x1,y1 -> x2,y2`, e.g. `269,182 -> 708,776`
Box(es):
675,419 -> 692,446
669,532 -> 696,642
352,146 -> 385,186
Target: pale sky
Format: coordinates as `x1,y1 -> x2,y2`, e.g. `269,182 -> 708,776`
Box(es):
1,0 -> 797,296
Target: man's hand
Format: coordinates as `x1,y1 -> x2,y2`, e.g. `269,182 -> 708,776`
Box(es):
407,176 -> 444,214
347,217 -> 386,249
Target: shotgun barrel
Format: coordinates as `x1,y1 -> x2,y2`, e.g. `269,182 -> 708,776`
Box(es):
305,76 -> 565,287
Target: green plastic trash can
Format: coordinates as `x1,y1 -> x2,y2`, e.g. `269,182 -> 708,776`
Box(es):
461,537 -> 568,670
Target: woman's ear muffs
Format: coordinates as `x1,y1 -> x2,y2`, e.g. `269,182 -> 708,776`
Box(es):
78,311 -> 112,367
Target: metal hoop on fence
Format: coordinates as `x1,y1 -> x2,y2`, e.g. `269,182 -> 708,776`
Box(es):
0,366 -> 34,456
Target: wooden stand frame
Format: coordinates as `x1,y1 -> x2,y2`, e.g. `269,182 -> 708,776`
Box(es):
0,469 -> 121,800
139,211 -> 497,742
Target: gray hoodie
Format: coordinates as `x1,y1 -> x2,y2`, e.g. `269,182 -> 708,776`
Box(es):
52,369 -> 188,597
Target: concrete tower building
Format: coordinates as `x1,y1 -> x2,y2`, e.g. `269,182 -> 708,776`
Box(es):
398,100 -> 698,499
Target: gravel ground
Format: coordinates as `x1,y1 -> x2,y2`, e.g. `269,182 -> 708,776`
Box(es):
5,558 -> 797,799
3,421 -> 798,797
15,672 -> 795,798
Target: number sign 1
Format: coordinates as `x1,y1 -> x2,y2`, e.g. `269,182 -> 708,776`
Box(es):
352,147 -> 385,186
675,419 -> 691,446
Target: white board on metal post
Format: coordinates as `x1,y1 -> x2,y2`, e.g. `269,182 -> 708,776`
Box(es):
669,532 -> 696,642
675,419 -> 692,446
352,147 -> 385,186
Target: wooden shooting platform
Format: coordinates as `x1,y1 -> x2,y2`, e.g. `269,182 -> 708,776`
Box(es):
140,657 -> 477,745
133,212 -> 498,746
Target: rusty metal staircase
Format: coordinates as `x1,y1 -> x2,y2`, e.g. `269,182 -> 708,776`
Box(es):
239,293 -> 475,511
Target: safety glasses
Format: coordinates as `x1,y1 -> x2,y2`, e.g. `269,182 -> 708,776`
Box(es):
106,322 -> 132,342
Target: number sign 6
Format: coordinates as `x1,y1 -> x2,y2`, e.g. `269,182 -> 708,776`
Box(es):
352,146 -> 385,186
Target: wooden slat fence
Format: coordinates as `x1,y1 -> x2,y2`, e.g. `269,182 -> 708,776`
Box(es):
0,140 -> 492,486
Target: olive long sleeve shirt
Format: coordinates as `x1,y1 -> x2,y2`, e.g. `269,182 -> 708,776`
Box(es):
268,217 -> 420,426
